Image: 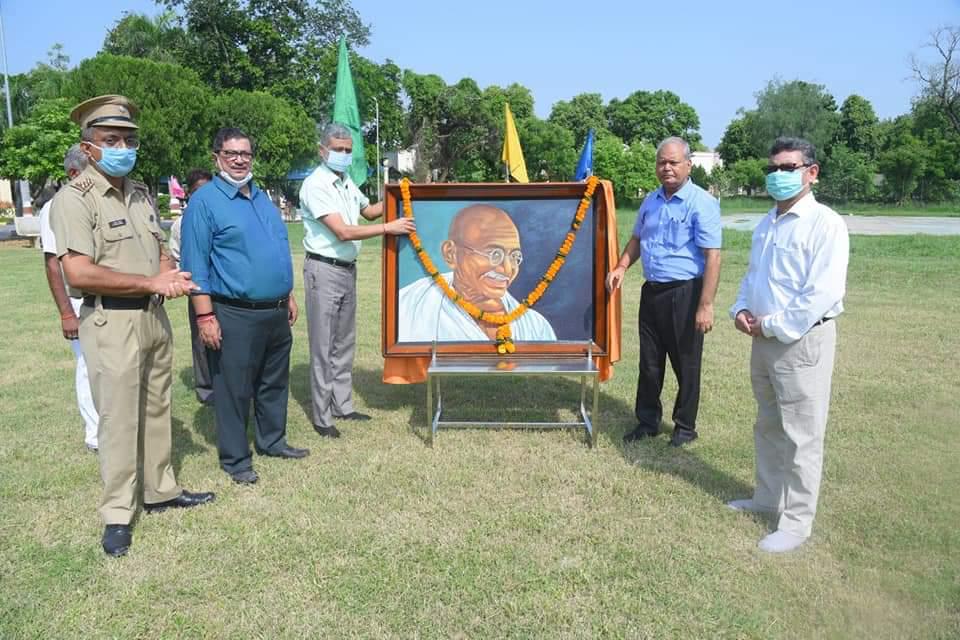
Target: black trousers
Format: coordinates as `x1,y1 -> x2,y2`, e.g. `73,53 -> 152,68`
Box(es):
634,277 -> 704,436
207,302 -> 292,474
188,303 -> 214,403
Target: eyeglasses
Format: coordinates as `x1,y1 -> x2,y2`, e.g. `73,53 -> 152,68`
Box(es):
460,244 -> 523,267
218,150 -> 255,161
96,135 -> 140,149
764,163 -> 810,175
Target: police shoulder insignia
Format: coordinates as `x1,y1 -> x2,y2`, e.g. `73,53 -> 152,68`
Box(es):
69,176 -> 95,193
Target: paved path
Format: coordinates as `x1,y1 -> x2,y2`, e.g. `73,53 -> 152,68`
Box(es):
0,219 -> 173,242
722,213 -> 960,236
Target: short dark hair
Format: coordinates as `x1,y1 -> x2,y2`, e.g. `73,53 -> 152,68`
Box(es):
212,127 -> 255,154
769,137 -> 817,165
185,168 -> 213,193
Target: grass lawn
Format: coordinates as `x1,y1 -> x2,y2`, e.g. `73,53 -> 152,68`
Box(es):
717,196 -> 960,217
1,218 -> 958,639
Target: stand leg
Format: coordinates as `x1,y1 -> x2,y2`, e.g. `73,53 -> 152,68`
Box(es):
591,375 -> 600,448
426,375 -> 434,447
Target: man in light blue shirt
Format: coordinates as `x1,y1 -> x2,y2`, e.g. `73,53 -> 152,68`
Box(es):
299,122 -> 415,438
607,137 -> 722,447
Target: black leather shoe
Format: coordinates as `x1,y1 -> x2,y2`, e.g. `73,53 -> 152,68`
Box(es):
669,430 -> 698,447
314,425 -> 341,438
337,411 -> 371,421
230,469 -> 259,485
102,525 -> 131,557
144,490 -> 216,513
623,426 -> 660,443
259,445 -> 310,459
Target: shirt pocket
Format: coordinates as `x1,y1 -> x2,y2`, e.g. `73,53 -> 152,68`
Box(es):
100,217 -> 135,243
770,243 -> 805,286
664,211 -> 691,249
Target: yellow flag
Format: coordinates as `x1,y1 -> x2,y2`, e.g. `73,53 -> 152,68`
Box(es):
501,102 -> 529,183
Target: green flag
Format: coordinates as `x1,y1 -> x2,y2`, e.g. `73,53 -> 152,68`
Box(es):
332,35 -> 367,186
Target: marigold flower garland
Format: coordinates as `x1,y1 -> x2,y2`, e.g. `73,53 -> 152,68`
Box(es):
400,176 -> 599,354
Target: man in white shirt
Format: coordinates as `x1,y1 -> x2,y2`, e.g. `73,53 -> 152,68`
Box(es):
299,122 -> 415,438
38,144 -> 98,451
728,137 -> 849,553
398,204 -> 556,343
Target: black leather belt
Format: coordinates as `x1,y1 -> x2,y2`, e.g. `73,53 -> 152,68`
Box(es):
83,295 -> 153,310
813,316 -> 833,326
307,252 -> 355,269
211,295 -> 289,310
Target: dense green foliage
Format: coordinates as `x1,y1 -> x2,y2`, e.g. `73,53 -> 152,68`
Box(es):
1,2 -> 957,208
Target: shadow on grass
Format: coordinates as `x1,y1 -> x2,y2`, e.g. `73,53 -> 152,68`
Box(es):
290,362 -> 751,503
170,415 -> 214,477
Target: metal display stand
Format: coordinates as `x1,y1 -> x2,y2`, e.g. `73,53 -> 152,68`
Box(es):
425,343 -> 600,447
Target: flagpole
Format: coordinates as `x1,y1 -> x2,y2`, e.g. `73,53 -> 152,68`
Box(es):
0,1 -> 32,214
374,96 -> 381,201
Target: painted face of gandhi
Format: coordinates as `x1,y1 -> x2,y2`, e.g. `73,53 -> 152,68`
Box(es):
440,205 -> 523,305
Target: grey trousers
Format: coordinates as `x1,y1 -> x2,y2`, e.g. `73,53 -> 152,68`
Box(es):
304,258 -> 357,429
750,320 -> 837,538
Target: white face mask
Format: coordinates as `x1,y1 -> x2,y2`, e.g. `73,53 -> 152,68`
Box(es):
216,158 -> 253,189
219,170 -> 253,189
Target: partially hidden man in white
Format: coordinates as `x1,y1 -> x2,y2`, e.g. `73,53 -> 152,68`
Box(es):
398,204 -> 556,342
728,136 -> 849,553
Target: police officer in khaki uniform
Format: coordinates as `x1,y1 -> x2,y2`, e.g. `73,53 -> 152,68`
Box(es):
51,95 -> 215,557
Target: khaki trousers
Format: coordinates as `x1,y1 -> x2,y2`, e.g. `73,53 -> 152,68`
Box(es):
79,302 -> 181,525
750,321 -> 837,538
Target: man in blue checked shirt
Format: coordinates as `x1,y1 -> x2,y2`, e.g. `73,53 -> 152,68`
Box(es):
182,127 -> 310,486
607,137 -> 722,447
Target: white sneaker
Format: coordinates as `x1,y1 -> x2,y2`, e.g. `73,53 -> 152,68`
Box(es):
758,530 -> 808,553
726,499 -> 776,513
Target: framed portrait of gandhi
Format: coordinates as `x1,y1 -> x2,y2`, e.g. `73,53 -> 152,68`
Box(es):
382,181 -> 616,357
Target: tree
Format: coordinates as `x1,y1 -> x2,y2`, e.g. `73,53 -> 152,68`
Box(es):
161,0 -> 371,101
521,119 -> 577,182
716,115 -> 756,164
605,90 -> 701,147
689,164 -> 710,190
877,117 -> 927,204
0,99 -> 79,198
209,90 -> 318,190
727,158 -> 767,196
838,95 -> 880,158
0,49 -> 71,134
593,134 -> 658,204
746,79 -> 840,157
911,25 -> 960,137
548,93 -> 608,148
818,144 -> 876,203
65,54 -> 214,191
102,10 -> 186,64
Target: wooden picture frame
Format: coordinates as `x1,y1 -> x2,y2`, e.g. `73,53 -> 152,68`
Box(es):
382,182 -> 614,358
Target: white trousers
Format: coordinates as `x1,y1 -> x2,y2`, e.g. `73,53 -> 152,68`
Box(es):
69,297 -> 99,448
749,321 -> 837,538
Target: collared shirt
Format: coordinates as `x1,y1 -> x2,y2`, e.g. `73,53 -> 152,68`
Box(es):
181,176 -> 293,301
730,192 -> 849,344
299,163 -> 370,262
51,165 -> 163,297
632,179 -> 721,283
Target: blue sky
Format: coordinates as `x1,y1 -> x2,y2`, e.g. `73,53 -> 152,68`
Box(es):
3,0 -> 958,147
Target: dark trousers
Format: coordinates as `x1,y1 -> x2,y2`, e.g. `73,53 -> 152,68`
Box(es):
207,302 -> 292,474
188,303 -> 214,403
634,277 -> 704,436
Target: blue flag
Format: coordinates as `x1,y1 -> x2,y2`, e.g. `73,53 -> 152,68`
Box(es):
574,128 -> 595,181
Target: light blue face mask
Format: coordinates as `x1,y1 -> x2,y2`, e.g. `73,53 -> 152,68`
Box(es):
92,145 -> 137,177
765,168 -> 806,201
325,150 -> 353,173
